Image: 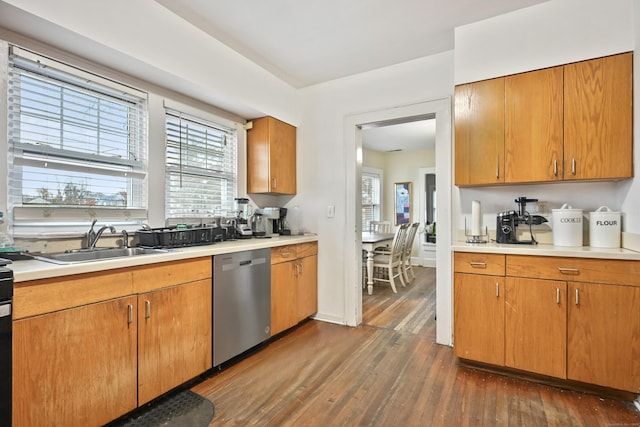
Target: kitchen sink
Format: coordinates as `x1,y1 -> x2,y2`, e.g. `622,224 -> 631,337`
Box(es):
34,247 -> 169,264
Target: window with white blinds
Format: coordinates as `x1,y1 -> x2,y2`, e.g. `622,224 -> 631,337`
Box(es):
165,109 -> 237,219
7,46 -> 148,227
362,170 -> 381,231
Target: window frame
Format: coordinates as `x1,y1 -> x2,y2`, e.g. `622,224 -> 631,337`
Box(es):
6,45 -> 149,233
362,167 -> 383,232
163,100 -> 240,223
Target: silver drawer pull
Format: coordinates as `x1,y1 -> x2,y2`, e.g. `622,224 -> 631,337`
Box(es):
145,300 -> 151,319
469,261 -> 487,268
558,267 -> 579,274
281,252 -> 291,258
553,160 -> 558,176
127,304 -> 133,324
496,282 -> 500,297
556,288 -> 560,304
575,288 -> 580,305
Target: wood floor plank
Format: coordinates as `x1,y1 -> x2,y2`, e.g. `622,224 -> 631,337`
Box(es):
191,266 -> 640,426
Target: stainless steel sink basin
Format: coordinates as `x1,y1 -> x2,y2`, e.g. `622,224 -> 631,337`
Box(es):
34,247 -> 169,264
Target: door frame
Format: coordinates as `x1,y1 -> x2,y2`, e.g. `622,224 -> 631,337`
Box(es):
343,97 -> 453,346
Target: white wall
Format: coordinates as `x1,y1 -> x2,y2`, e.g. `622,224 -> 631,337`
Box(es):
297,52 -> 454,333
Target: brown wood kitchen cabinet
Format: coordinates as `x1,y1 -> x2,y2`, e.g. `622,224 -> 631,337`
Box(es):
455,52 -> 633,186
133,258 -> 212,405
247,116 -> 297,194
271,242 -> 318,335
505,67 -> 564,183
506,255 -> 640,392
453,252 -> 505,366
454,77 -> 505,186
12,257 -> 213,427
13,270 -> 137,427
454,251 -> 640,393
504,276 -> 567,378
563,52 -> 633,181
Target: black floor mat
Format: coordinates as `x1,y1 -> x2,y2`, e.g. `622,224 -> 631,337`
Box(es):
107,389 -> 215,427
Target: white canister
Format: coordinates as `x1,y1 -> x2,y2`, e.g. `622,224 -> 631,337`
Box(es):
552,204 -> 583,246
589,206 -> 621,248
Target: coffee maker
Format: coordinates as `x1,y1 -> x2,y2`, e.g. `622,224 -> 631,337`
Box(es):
496,197 -> 548,245
259,207 -> 288,236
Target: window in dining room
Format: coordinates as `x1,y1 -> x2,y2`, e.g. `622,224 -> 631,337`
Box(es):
362,168 -> 382,231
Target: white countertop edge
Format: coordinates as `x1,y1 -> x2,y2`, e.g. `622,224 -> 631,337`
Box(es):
11,234 -> 318,283
451,241 -> 640,260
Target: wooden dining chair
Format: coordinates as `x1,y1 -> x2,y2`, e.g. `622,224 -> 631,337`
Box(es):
371,223 -> 408,293
401,222 -> 420,283
369,220 -> 391,233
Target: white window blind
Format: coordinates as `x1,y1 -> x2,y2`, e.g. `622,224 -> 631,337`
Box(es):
165,108 -> 237,219
7,46 -> 148,228
362,171 -> 381,231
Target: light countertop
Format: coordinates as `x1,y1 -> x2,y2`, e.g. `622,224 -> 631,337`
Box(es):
451,241 -> 640,260
8,234 -> 318,283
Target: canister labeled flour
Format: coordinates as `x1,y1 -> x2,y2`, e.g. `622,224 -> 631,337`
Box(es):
552,203 -> 583,246
589,206 -> 620,248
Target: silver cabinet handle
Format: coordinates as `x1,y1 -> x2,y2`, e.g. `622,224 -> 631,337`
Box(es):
272,177 -> 277,190
575,288 -> 579,305
558,267 -> 579,274
556,288 -> 560,304
281,252 -> 291,258
496,282 -> 500,297
553,160 -> 558,176
496,155 -> 499,179
572,158 -> 576,175
145,300 -> 151,319
127,304 -> 133,324
469,261 -> 487,268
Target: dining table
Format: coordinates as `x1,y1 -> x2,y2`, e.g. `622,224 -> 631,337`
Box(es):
362,231 -> 395,295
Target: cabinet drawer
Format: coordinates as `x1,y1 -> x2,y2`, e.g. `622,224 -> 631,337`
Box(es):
13,270 -> 134,319
296,242 -> 318,258
506,255 -> 640,286
271,245 -> 298,264
133,257 -> 212,293
454,252 -> 505,276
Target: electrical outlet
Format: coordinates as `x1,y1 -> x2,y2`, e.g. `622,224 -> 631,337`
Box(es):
536,201 -> 549,215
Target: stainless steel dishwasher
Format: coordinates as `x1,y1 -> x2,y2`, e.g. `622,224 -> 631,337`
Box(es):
213,248 -> 271,366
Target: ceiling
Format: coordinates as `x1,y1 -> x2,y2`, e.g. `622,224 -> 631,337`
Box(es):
154,0 -> 547,152
155,0 -> 547,89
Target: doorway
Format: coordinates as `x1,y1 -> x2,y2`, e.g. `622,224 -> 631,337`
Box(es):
343,98 -> 452,346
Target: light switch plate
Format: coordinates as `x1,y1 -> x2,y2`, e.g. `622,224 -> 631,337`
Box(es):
327,205 -> 335,218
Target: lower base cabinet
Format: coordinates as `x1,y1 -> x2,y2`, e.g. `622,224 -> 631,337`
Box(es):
505,277 -> 566,379
454,252 -> 640,394
137,279 -> 212,405
567,282 -> 640,392
13,297 -> 138,427
13,257 -> 212,427
271,242 -> 318,335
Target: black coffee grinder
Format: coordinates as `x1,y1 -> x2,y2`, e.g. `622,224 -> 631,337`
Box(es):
496,197 -> 548,244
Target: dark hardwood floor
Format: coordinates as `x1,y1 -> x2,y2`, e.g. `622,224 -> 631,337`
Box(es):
193,267 -> 640,426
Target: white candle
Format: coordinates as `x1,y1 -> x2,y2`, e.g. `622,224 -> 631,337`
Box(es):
471,200 -> 481,236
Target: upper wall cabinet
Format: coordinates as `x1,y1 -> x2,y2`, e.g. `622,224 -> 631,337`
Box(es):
454,78 -> 505,186
454,52 -> 633,187
564,53 -> 633,181
505,67 -> 564,183
247,116 -> 297,195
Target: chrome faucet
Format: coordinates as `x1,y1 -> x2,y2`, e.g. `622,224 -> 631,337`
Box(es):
87,219 -> 116,249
